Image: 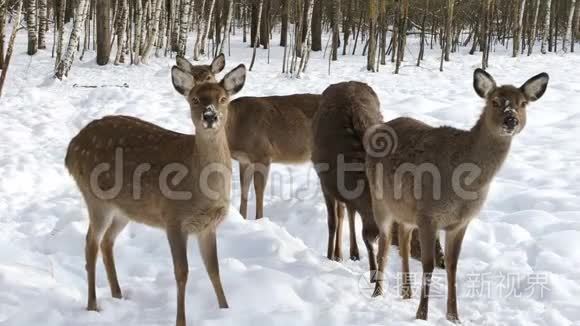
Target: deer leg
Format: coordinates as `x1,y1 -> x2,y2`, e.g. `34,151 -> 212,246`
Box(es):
372,221 -> 393,297
415,222 -> 437,321
361,211 -> 379,283
100,216 -> 129,299
398,224 -> 414,299
85,207 -> 111,312
239,162 -> 253,219
346,206 -> 360,261
167,226 -> 189,326
323,193 -> 337,260
445,225 -> 468,323
333,201 -> 345,261
253,161 -> 270,219
198,229 -> 229,308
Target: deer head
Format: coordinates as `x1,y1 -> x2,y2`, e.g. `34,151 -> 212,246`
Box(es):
175,54 -> 226,84
474,69 -> 549,137
172,64 -> 246,133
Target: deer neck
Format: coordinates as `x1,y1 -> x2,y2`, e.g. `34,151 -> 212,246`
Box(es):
467,113 -> 512,188
191,128 -> 232,202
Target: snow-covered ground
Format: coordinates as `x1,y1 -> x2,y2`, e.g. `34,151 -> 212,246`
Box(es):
1,30 -> 580,326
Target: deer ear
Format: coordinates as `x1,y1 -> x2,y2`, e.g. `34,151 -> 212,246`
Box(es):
520,72 -> 549,101
220,64 -> 246,96
171,66 -> 195,96
211,53 -> 226,74
473,68 -> 497,98
175,56 -> 194,73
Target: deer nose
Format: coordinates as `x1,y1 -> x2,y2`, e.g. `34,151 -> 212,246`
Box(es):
202,106 -> 218,126
503,116 -> 518,130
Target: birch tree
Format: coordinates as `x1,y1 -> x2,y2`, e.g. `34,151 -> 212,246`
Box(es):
0,0 -> 23,97
249,0 -> 263,71
528,0 -> 541,55
141,0 -> 163,64
193,0 -> 208,60
367,0 -> 378,71
26,0 -> 37,55
563,0 -> 577,52
114,0 -> 128,65
513,0 -> 526,57
219,0 -> 234,55
541,0 -> 553,54
55,0 -> 90,79
38,0 -> 47,49
178,0 -> 191,57
199,0 -> 216,58
296,0 -> 314,77
133,0 -> 142,63
96,0 -> 111,65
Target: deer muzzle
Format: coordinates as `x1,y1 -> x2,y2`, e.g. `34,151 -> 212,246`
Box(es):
202,105 -> 219,129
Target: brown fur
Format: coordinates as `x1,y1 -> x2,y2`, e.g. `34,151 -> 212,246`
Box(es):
176,57 -> 361,261
66,65 -> 247,326
312,81 -> 384,275
365,69 -> 549,321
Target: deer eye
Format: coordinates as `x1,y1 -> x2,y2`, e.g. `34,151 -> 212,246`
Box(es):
205,75 -> 211,81
521,101 -> 528,107
191,97 -> 200,104
219,96 -> 227,104
492,98 -> 502,108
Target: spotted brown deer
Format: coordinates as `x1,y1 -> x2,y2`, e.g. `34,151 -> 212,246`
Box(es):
365,69 -> 549,322
175,56 -> 362,261
65,64 -> 247,326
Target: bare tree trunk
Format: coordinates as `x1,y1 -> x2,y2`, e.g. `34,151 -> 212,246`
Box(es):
219,0 -> 234,55
178,0 -> 191,56
280,0 -> 288,46
115,0 -> 128,64
0,1 -> 6,68
55,0 -> 90,79
141,0 -> 163,64
249,0 -> 263,71
200,0 -> 217,56
38,0 -> 48,49
417,0 -> 430,65
311,0 -> 322,51
444,0 -> 454,61
193,0 -> 208,60
55,0 -> 67,67
541,0 -> 552,53
0,0 -> 24,97
296,0 -> 314,77
367,0 -> 378,71
331,0 -> 340,61
26,0 -> 38,55
395,0 -> 409,74
528,0 -> 541,55
342,0 -> 352,55
564,0 -> 577,52
572,0 -> 580,52
96,0 -> 111,65
513,0 -> 526,57
133,0 -> 143,63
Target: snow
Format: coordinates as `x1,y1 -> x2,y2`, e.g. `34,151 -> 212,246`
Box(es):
1,29 -> 580,326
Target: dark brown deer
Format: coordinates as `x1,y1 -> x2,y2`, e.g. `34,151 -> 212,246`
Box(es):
312,81 -> 385,278
365,69 -> 549,322
65,64 -> 247,326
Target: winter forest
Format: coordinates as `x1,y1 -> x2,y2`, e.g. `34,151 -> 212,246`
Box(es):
0,0 -> 579,84
0,0 -> 580,326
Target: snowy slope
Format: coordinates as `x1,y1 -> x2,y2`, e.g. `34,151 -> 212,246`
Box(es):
1,30 -> 580,326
